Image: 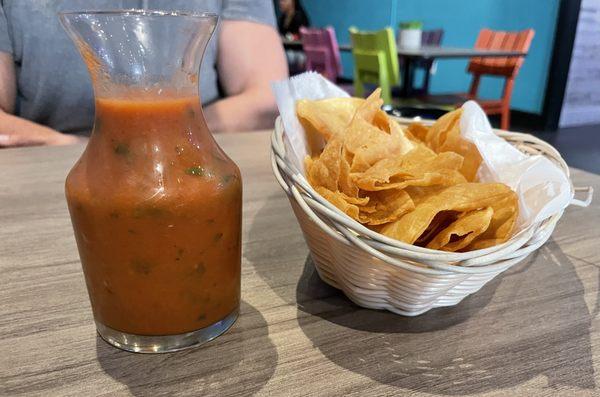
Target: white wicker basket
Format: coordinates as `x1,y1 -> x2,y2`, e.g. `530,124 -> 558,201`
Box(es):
271,116 -> 594,316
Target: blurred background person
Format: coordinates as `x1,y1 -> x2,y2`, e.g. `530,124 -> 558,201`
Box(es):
277,0 -> 309,37
0,0 -> 287,148
277,0 -> 309,75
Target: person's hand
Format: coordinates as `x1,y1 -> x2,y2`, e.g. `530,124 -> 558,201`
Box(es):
0,130 -> 82,148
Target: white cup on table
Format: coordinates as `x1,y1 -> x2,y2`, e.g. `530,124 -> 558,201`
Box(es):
398,21 -> 423,49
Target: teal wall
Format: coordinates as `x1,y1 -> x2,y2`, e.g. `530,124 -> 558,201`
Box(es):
301,0 -> 560,114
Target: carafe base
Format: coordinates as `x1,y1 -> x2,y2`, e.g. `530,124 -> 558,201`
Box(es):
96,309 -> 238,353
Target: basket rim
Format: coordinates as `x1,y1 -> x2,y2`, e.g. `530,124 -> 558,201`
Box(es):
270,115 -> 575,270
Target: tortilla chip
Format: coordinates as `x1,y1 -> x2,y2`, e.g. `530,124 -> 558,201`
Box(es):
407,122 -> 429,143
414,210 -> 460,246
305,135 -> 343,191
424,108 -> 482,181
425,109 -> 462,152
358,189 -> 415,225
344,95 -> 415,172
351,150 -> 465,191
314,187 -> 358,219
380,183 -> 513,244
389,118 -> 417,154
441,133 -> 482,183
426,207 -> 494,252
338,146 -> 359,197
354,88 -> 388,130
297,97 -> 363,155
465,190 -> 519,250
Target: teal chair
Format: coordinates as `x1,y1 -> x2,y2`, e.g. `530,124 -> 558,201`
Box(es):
349,27 -> 400,104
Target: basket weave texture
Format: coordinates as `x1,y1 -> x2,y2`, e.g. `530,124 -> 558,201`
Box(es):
271,117 -> 593,316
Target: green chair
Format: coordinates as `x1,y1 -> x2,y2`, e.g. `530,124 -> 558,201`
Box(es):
349,27 -> 400,104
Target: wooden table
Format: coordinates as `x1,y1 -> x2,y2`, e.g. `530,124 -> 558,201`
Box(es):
2,131 -> 600,396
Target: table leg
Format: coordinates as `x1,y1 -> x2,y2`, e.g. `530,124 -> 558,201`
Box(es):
400,56 -> 413,98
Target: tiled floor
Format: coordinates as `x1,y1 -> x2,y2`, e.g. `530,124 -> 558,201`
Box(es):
534,124 -> 600,174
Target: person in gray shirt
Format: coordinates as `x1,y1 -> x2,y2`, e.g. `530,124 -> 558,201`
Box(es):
0,0 -> 288,147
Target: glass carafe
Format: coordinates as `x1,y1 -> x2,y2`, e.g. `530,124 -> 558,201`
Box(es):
60,10 -> 242,353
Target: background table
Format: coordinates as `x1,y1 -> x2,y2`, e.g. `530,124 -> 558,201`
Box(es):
394,46 -> 526,97
395,46 -> 526,59
282,39 -> 526,98
282,39 -> 526,58
282,37 -> 303,50
2,131 -> 600,396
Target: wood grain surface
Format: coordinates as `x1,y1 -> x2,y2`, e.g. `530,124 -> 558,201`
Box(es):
1,130 -> 600,397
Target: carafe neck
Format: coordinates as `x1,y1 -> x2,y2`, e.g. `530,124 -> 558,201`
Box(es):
60,10 -> 217,102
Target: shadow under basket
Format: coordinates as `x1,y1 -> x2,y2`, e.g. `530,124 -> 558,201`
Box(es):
271,116 -> 594,316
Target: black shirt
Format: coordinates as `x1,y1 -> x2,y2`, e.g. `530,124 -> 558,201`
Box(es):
278,9 -> 309,36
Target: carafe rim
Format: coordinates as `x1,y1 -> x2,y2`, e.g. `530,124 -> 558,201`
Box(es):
58,9 -> 218,20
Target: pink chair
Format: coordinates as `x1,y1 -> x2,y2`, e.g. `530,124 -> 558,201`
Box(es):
299,27 -> 343,82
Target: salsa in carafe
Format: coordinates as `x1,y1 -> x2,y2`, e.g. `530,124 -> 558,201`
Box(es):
61,10 -> 239,352
66,95 -> 242,337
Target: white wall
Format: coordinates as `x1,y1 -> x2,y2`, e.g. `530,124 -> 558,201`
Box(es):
559,0 -> 600,127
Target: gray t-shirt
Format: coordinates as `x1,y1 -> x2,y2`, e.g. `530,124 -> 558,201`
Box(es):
0,0 -> 276,134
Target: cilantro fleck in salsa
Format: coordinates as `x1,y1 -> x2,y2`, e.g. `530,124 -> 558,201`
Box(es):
65,95 -> 242,336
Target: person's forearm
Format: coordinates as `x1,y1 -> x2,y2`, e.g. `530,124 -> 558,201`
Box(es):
203,87 -> 278,133
0,110 -> 79,147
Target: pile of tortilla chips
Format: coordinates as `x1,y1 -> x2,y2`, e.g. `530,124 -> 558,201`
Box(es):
297,89 -> 519,252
